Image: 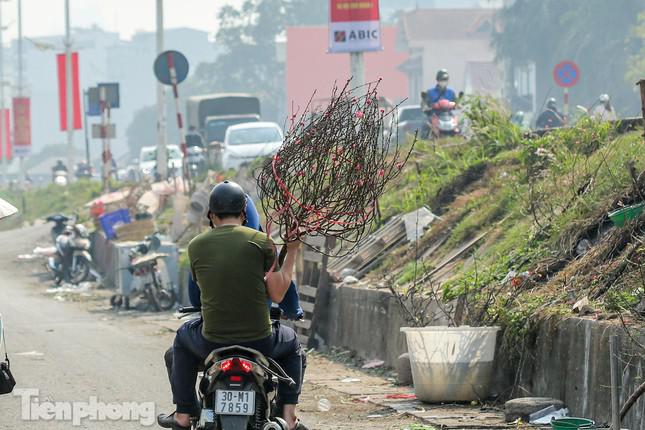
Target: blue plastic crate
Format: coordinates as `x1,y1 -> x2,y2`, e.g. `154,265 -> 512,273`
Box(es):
99,208 -> 131,240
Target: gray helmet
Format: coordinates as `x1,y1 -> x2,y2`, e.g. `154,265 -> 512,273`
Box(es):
546,98 -> 557,109
599,93 -> 610,103
436,69 -> 449,81
208,181 -> 246,215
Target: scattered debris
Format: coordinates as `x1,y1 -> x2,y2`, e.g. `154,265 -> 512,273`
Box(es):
529,406 -> 569,424
504,397 -> 566,422
317,398 -> 331,412
572,297 -> 596,316
402,207 -> 438,242
384,393 -> 417,400
343,275 -> 359,285
15,351 -> 44,357
361,359 -> 385,369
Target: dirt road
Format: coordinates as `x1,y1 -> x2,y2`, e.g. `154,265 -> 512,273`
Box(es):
0,225 -> 423,429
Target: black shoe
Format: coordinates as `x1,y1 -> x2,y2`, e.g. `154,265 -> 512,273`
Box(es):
293,420 -> 309,430
157,412 -> 191,429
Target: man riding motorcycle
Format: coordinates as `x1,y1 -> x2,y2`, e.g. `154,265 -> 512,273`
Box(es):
536,98 -> 565,129
158,181 -> 307,430
591,93 -> 617,122
426,69 -> 457,109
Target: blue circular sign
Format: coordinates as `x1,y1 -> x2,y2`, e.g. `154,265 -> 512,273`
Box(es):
154,50 -> 189,86
553,60 -> 580,88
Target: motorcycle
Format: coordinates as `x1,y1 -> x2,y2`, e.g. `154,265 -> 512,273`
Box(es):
421,98 -> 462,139
53,169 -> 69,186
176,305 -> 295,430
45,214 -> 71,244
46,224 -> 93,285
187,146 -> 207,178
110,233 -> 177,311
75,162 -> 93,180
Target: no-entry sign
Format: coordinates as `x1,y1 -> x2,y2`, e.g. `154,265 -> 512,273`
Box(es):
553,60 -> 580,88
329,0 -> 382,53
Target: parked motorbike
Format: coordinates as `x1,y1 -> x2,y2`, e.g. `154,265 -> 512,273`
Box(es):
110,233 -> 177,311
46,224 -> 93,285
45,214 -> 71,244
176,306 -> 294,430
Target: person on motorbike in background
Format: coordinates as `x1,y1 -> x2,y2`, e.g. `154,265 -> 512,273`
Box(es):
591,93 -> 617,122
535,97 -> 565,129
158,181 -> 307,430
51,159 -> 68,181
426,69 -> 457,110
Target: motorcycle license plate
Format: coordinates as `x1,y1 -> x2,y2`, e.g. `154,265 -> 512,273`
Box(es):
215,390 -> 255,416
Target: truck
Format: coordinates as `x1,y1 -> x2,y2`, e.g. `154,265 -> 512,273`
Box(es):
186,93 -> 261,148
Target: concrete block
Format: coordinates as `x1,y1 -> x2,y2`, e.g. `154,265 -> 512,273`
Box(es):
504,397 -> 565,422
395,353 -> 413,386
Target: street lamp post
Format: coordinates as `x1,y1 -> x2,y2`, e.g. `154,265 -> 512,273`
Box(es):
156,0 -> 167,180
65,0 -> 74,179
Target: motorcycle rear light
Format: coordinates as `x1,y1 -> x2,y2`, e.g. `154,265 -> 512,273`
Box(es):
218,358 -> 254,374
230,375 -> 242,382
220,359 -> 234,372
239,359 -> 253,373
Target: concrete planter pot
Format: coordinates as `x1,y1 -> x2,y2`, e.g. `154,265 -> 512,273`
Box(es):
401,326 -> 500,402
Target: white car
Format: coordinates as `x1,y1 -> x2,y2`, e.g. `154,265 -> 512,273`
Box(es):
139,145 -> 184,178
222,122 -> 283,170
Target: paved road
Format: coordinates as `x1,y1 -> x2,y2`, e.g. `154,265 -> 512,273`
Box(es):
0,225 -> 421,429
0,225 -> 175,429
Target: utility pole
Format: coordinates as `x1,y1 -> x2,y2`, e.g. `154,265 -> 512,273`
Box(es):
350,52 -> 365,92
64,0 -> 74,178
17,0 -> 24,185
156,0 -> 167,179
0,0 -> 5,185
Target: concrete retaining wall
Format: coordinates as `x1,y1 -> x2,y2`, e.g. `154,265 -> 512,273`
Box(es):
519,317 -> 645,429
317,284 -> 450,367
315,284 -> 645,429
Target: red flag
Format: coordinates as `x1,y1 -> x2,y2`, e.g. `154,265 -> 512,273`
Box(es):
57,52 -> 82,131
0,109 -> 11,161
13,97 -> 31,157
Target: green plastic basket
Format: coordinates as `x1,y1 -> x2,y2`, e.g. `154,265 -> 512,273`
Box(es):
608,203 -> 645,227
550,417 -> 595,430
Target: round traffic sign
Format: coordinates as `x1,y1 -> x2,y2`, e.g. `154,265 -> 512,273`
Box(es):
553,60 -> 580,88
154,50 -> 189,86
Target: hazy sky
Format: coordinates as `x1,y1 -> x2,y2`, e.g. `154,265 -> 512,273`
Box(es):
2,0 -> 242,41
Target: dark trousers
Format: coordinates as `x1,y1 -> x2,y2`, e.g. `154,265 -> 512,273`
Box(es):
167,317 -> 305,415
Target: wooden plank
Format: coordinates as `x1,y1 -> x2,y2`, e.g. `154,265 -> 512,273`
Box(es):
302,248 -> 323,264
294,319 -> 312,330
296,334 -> 309,345
304,235 -> 326,248
299,285 -> 318,298
327,217 -> 405,273
300,301 -> 315,313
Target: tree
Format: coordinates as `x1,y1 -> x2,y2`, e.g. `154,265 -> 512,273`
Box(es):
493,0 -> 643,116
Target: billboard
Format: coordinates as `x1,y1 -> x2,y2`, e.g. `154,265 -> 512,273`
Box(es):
56,52 -> 82,131
329,0 -> 382,53
0,109 -> 11,161
13,97 -> 31,157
